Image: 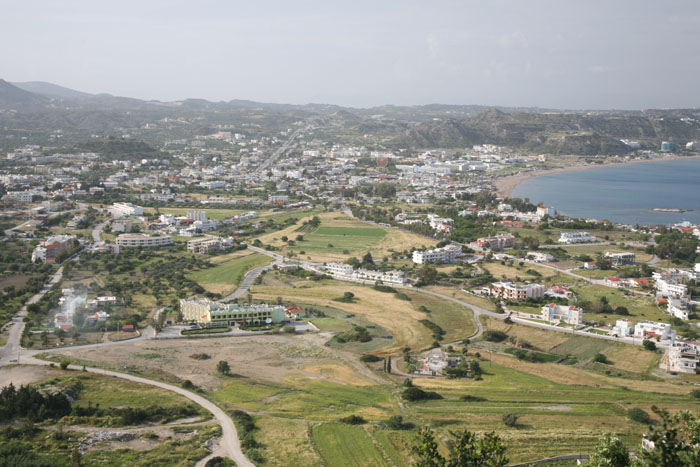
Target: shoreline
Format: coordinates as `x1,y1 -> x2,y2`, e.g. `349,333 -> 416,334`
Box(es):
494,155 -> 700,199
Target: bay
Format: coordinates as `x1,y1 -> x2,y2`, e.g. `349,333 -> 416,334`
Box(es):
510,158 -> 700,225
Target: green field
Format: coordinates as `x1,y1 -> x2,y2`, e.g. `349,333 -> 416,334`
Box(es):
312,423 -> 390,467
290,226 -> 387,254
188,252 -> 272,294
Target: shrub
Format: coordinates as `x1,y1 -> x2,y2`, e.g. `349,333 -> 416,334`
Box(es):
643,340 -> 657,351
216,360 -> 231,375
339,415 -> 366,425
359,354 -> 382,363
627,408 -> 651,424
383,415 -> 414,430
59,360 -> 70,370
593,353 -> 609,364
502,413 -> 519,427
483,330 -> 507,342
691,389 -> 700,399
189,353 -> 211,360
282,326 -> 296,334
402,387 -> 443,402
459,395 -> 487,402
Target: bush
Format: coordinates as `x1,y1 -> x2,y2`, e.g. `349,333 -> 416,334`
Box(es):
502,413 -> 519,427
59,360 -> 70,370
627,408 -> 651,424
339,415 -> 366,425
216,360 -> 231,375
189,353 -> 211,360
593,353 -> 608,364
691,389 -> 700,399
402,387 -> 443,402
483,330 -> 507,342
383,415 -> 414,430
459,394 -> 487,402
359,354 -> 382,363
282,326 -> 296,334
643,340 -> 657,351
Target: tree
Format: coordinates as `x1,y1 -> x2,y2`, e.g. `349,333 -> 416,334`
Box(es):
362,252 -> 375,268
627,408 -> 651,424
216,360 -> 231,375
643,340 -> 657,351
593,353 -> 609,364
586,433 -> 631,467
413,427 -> 508,467
502,413 -> 518,427
343,291 -> 355,301
635,407 -> 700,466
413,427 -> 445,467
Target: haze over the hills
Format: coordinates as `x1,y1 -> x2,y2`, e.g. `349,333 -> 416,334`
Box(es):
2,1 -> 700,109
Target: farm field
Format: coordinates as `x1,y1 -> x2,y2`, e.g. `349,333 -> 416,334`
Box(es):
250,280 -> 437,354
256,211 -> 436,263
312,423 -> 389,467
477,317 -> 664,376
573,284 -> 668,325
188,251 -> 273,295
408,357 -> 697,462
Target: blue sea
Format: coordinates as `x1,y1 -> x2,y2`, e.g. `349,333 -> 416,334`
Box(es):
510,158 -> 700,226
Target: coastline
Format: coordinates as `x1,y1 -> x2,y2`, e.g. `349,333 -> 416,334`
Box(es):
494,155 -> 700,199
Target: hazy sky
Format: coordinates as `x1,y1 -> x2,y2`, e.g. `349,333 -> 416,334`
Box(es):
2,0 -> 700,108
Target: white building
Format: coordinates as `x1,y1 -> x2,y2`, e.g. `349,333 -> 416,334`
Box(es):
536,206 -> 555,218
489,282 -> 545,301
667,299 -> 691,321
612,319 -> 634,337
667,340 -> 700,374
353,268 -> 406,284
656,277 -> 689,299
527,251 -> 555,263
558,231 -> 596,244
2,191 -> 35,203
187,235 -> 232,254
325,263 -> 354,276
412,244 -> 461,264
109,202 -> 143,218
116,234 -> 173,248
187,210 -> 207,222
541,303 -> 583,325
605,252 -> 636,266
634,320 -> 676,344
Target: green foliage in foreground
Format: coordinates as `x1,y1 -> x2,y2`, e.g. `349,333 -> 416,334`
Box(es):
413,427 -> 508,467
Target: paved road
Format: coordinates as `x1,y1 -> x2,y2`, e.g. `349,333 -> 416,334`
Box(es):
0,264 -> 65,364
222,246 -> 283,302
255,127 -> 305,174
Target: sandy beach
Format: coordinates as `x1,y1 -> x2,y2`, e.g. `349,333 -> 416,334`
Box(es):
494,155 -> 700,199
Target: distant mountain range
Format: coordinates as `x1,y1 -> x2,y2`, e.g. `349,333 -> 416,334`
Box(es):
1,78 -> 700,155
0,79 -> 49,108
12,81 -> 94,99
